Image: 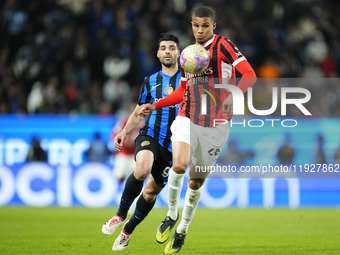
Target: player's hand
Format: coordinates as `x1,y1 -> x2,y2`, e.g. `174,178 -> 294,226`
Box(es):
114,131 -> 127,151
139,103 -> 156,117
222,94 -> 233,119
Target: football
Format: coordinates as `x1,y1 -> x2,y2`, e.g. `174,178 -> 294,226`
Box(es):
180,44 -> 210,74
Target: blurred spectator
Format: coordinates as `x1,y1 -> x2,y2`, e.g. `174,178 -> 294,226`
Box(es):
258,58 -> 281,79
27,81 -> 44,113
315,134 -> 327,164
26,137 -> 47,162
0,0 -> 339,116
334,139 -> 340,164
43,76 -> 59,106
304,32 -> 328,64
277,134 -> 295,164
103,51 -> 131,79
85,132 -> 110,162
103,77 -> 130,108
320,52 -> 337,77
219,140 -> 255,165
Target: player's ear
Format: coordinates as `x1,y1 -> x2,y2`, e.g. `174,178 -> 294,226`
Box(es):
213,22 -> 216,30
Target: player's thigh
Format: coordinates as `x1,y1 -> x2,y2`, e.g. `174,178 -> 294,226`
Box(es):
150,146 -> 172,188
191,123 -> 230,168
170,116 -> 191,145
135,150 -> 154,175
170,116 -> 192,170
135,135 -> 159,176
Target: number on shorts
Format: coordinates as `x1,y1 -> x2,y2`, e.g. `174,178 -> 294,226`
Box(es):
208,148 -> 221,156
162,167 -> 170,178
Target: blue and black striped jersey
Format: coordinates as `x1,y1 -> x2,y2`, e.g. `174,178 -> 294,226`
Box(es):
138,69 -> 181,152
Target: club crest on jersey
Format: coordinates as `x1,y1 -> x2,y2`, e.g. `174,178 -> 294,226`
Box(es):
164,85 -> 173,95
141,141 -> 150,146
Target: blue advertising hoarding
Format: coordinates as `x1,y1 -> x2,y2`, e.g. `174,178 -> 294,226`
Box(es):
0,115 -> 339,208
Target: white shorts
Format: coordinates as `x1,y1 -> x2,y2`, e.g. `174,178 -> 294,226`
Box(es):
170,116 -> 230,167
113,154 -> 136,180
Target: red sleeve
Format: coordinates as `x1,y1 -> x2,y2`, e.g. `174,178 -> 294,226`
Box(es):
235,60 -> 257,93
153,78 -> 186,110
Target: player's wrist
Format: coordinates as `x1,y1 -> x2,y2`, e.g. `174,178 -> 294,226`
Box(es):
121,129 -> 128,137
152,103 -> 158,110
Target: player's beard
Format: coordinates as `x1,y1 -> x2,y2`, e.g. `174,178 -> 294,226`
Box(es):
161,56 -> 176,68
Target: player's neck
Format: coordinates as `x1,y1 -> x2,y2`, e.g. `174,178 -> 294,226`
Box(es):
196,34 -> 215,47
162,64 -> 179,76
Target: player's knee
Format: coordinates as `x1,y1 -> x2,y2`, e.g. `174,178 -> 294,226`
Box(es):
143,192 -> 157,203
172,161 -> 188,174
188,179 -> 203,190
134,165 -> 151,181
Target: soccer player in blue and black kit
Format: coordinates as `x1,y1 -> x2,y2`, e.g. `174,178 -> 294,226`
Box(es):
101,33 -> 182,251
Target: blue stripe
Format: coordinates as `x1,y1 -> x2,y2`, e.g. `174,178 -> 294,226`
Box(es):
122,193 -> 134,201
120,201 -> 131,206
139,81 -> 148,103
146,73 -> 157,138
120,204 -> 129,209
158,75 -> 169,146
135,207 -> 143,217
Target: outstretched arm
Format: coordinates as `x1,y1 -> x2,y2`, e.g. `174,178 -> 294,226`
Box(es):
114,104 -> 144,151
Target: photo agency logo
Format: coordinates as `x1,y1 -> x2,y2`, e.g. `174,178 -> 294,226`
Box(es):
201,84 -> 312,128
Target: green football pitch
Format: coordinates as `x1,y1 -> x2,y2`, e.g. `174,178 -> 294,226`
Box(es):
0,207 -> 339,254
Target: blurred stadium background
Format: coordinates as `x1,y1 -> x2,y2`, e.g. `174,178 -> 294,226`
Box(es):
1,0 -> 340,208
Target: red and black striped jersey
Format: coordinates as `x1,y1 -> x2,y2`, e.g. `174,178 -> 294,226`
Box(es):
178,35 -> 247,127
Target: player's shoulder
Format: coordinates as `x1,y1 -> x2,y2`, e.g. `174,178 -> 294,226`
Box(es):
144,69 -> 158,78
141,72 -> 155,86
151,69 -> 163,78
215,34 -> 232,45
144,70 -> 163,82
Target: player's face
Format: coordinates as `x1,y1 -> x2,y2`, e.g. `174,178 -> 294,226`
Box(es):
191,16 -> 216,45
157,41 -> 180,68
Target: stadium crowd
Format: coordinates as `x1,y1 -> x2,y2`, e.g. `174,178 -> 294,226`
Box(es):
0,0 -> 339,116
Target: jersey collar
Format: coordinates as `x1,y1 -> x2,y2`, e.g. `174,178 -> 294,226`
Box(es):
160,68 -> 180,78
160,69 -> 171,78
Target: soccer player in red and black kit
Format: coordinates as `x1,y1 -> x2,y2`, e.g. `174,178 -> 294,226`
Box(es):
140,6 -> 257,253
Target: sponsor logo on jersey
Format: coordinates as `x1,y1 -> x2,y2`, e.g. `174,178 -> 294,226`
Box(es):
187,67 -> 213,79
151,83 -> 161,90
154,98 -> 178,108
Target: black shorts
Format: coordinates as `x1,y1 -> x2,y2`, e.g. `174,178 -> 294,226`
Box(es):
135,134 -> 172,188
